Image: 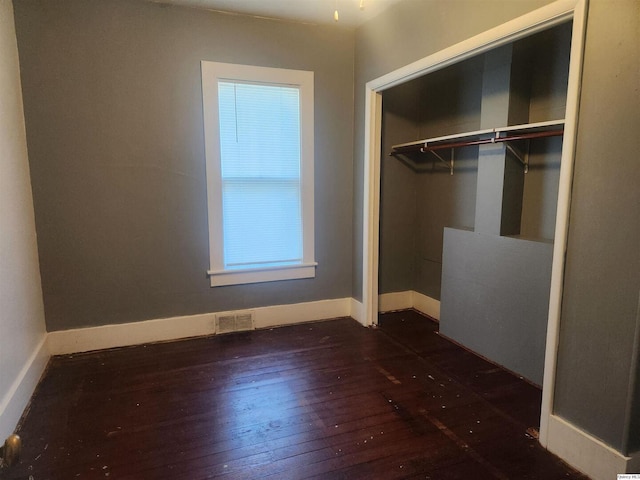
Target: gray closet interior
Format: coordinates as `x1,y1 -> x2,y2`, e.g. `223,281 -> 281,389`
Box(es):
379,22 -> 572,385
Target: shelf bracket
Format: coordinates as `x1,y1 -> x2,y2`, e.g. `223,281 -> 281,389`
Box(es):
421,147 -> 454,175
504,139 -> 529,174
388,152 -> 434,173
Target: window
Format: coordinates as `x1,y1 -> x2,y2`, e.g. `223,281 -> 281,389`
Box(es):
201,62 -> 316,287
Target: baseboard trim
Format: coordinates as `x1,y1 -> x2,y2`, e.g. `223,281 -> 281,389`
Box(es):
48,298 -> 354,355
350,298 -> 365,325
378,291 -> 413,312
252,298 -> 352,329
0,335 -> 49,440
48,312 -> 217,355
547,414 -> 636,479
412,291 -> 440,320
378,291 -> 440,320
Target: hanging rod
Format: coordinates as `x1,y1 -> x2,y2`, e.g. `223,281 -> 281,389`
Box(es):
392,129 -> 563,155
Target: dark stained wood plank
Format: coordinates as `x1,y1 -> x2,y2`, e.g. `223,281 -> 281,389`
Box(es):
2,313 -> 589,480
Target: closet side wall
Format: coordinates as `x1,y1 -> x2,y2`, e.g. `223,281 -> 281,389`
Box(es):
379,84 -> 420,295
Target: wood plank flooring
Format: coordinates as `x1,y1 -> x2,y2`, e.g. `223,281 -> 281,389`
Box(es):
2,310 -> 589,479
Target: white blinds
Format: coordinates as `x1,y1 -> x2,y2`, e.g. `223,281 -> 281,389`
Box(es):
218,81 -> 303,269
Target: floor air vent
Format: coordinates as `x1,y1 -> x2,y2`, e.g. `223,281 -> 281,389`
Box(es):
216,311 -> 255,334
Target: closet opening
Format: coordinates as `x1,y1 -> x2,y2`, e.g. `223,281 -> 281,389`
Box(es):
361,0 -> 587,446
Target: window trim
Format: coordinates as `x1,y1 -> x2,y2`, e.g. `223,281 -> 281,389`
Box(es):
201,61 -> 316,287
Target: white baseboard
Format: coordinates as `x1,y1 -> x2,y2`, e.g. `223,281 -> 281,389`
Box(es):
412,291 -> 440,320
378,291 -> 440,320
378,291 -> 413,312
48,312 -> 217,355
48,298 -> 353,355
547,414 -> 637,479
0,335 -> 49,440
252,298 -> 352,329
350,298 -> 365,325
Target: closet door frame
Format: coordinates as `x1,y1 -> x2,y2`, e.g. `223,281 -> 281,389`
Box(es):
361,0 -> 587,447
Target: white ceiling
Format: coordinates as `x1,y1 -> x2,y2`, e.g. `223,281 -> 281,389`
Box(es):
149,0 -> 402,26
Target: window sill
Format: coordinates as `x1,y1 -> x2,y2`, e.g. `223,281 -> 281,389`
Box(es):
208,262 -> 317,287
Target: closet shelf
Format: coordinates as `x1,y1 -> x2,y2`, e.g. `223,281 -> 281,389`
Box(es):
389,119 -> 564,175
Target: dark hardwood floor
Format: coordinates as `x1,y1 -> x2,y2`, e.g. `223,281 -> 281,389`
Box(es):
2,310 -> 588,479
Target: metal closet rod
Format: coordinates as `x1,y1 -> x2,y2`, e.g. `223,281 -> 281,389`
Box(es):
392,129 -> 564,155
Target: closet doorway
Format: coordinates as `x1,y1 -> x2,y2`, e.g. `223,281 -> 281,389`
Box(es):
361,0 -> 587,446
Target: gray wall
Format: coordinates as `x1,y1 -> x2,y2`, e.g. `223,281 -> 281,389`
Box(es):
414,62 -> 481,299
13,0 -> 355,331
552,0 -> 640,454
440,229 -> 552,385
0,0 -> 46,439
379,85 -> 419,295
379,66 -> 481,299
520,23 -> 570,241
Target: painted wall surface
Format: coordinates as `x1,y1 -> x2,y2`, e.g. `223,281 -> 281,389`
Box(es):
0,0 -> 46,438
378,57 -> 493,300
414,62 -> 481,300
520,22 -> 570,241
379,68 -> 481,299
379,85 -> 419,295
13,0 -> 355,330
553,0 -> 640,454
415,149 -> 478,300
440,228 -> 552,385
353,0 -> 553,300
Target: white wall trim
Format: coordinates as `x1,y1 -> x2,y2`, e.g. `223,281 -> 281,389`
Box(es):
251,298 -> 351,329
0,335 -> 49,440
47,312 -> 217,356
378,291 -> 440,321
378,291 -> 413,312
547,414 -> 637,479
47,298 -> 354,356
350,298 -> 366,325
412,292 -> 440,321
362,88 -> 383,327
539,0 -> 588,447
201,62 -> 316,288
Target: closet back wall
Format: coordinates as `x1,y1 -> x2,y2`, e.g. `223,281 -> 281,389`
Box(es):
379,60 -> 482,300
414,62 -> 481,300
519,23 -> 570,241
13,0 -> 355,331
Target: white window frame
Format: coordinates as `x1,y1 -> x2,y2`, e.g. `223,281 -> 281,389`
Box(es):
201,61 -> 316,287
